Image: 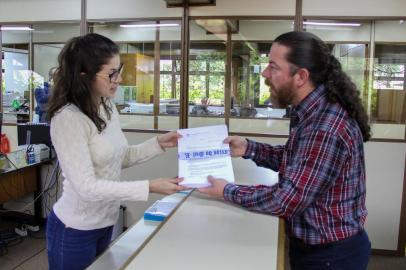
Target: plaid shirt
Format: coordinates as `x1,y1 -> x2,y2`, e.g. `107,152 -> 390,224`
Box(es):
224,85 -> 367,245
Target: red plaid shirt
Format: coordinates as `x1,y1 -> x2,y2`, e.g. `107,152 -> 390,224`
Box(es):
224,85 -> 367,244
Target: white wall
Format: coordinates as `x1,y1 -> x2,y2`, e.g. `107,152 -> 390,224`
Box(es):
364,142 -> 406,250
189,0 -> 295,16
0,0 -> 81,22
305,23 -> 371,42
2,31 -> 30,44
93,22 -> 182,42
236,20 -> 294,41
32,23 -> 80,43
303,0 -> 406,17
87,0 -> 182,20
375,21 -> 406,42
190,19 -> 295,41
33,44 -> 63,81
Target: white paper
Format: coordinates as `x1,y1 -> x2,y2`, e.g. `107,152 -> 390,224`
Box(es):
178,125 -> 235,188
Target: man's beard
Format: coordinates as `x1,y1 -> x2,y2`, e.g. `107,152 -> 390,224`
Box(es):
265,79 -> 294,109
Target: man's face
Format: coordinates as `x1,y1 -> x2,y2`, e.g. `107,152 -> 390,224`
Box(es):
261,43 -> 296,108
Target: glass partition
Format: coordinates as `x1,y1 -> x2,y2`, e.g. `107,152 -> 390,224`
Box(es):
188,19 -> 227,128
1,26 -> 31,123
229,19 -> 294,135
32,22 -> 80,122
90,20 -> 182,130
372,20 -> 406,139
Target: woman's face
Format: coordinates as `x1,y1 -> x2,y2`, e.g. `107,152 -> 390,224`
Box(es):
93,54 -> 122,99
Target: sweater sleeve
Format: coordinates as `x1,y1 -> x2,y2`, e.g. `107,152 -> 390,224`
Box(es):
51,108 -> 150,202
122,137 -> 164,169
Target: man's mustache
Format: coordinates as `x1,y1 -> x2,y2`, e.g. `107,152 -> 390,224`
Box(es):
265,78 -> 272,87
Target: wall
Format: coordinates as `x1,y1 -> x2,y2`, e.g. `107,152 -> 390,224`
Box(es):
87,0 -> 182,20
189,0 -> 295,16
0,0 -> 81,22
93,22 -> 182,42
33,44 -> 62,81
364,142 -> 406,250
375,21 -> 406,42
303,0 -> 406,17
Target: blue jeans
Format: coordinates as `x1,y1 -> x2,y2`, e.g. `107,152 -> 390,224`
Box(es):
289,230 -> 371,270
46,211 -> 113,270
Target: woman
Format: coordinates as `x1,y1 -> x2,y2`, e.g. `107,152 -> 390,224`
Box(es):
46,33 -> 186,269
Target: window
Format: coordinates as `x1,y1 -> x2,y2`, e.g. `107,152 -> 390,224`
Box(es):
90,20 -> 182,129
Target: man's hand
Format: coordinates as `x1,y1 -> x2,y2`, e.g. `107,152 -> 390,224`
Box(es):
223,136 -> 248,157
197,176 -> 228,199
157,131 -> 182,149
149,178 -> 189,195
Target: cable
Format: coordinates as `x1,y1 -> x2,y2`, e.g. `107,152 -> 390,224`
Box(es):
0,160 -> 60,214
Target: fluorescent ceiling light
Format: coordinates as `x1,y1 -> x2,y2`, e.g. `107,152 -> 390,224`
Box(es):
1,26 -> 34,31
303,21 -> 361,27
120,23 -> 179,28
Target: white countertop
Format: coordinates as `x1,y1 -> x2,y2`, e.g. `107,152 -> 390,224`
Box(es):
89,171 -> 283,270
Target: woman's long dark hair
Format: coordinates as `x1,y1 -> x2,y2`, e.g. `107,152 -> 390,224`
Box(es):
274,31 -> 371,142
48,33 -> 119,132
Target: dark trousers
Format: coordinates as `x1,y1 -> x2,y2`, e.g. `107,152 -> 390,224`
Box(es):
46,211 -> 113,270
289,230 -> 371,270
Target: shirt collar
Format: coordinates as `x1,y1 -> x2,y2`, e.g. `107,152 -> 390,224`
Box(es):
290,84 -> 326,126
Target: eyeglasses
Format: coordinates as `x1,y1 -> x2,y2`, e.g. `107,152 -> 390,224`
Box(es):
96,63 -> 124,83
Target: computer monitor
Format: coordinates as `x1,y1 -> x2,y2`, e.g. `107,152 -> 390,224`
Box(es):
17,123 -> 51,147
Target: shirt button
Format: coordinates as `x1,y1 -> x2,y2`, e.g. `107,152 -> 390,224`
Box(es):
251,152 -> 255,157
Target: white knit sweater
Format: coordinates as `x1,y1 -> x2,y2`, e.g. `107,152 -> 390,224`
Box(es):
51,104 -> 164,230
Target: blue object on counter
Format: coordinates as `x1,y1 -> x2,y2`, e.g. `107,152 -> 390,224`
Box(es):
27,151 -> 36,164
144,200 -> 178,222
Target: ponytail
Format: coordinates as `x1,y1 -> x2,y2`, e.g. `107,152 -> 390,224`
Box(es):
325,56 -> 371,142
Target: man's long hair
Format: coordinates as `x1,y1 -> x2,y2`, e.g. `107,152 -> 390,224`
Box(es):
48,33 -> 119,132
274,31 -> 371,142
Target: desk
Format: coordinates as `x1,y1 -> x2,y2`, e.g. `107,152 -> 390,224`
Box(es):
89,192 -> 284,270
124,192 -> 284,270
0,159 -> 51,223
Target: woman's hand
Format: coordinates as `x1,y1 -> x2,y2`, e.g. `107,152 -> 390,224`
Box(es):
157,131 -> 181,149
223,136 -> 248,157
149,177 -> 188,195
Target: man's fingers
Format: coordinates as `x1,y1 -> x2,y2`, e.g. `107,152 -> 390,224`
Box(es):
207,175 -> 215,185
223,136 -> 232,144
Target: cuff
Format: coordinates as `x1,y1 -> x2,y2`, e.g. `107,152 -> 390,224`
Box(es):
128,180 -> 150,201
242,139 -> 257,160
223,183 -> 239,203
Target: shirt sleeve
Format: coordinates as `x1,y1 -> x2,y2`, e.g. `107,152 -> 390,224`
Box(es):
224,130 -> 348,218
51,109 -> 150,203
243,139 -> 285,172
122,136 -> 165,169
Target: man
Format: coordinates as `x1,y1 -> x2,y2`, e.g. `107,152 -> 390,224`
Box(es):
34,67 -> 57,122
199,31 -> 371,270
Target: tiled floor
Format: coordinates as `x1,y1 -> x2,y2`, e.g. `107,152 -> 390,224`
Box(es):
1,229 -> 406,270
0,229 -> 47,270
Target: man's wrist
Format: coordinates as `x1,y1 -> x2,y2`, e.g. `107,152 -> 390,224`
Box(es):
242,139 -> 256,159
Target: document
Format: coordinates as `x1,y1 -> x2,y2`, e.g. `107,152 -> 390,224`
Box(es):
178,125 -> 235,188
